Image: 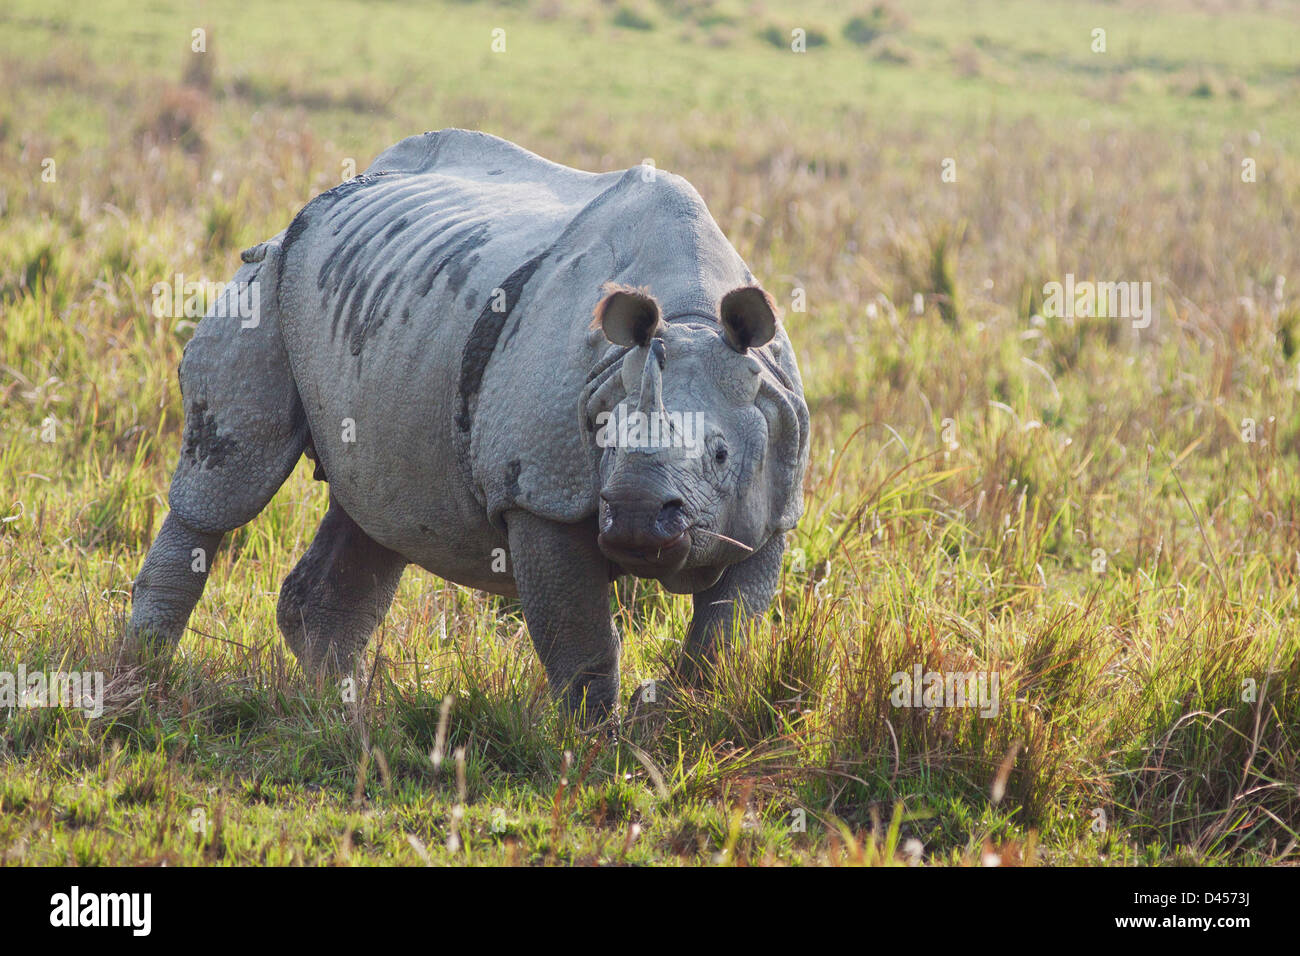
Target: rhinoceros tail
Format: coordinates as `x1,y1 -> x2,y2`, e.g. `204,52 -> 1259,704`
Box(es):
240,240 -> 274,264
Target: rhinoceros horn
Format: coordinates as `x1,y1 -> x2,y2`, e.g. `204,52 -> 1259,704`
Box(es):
636,338 -> 667,422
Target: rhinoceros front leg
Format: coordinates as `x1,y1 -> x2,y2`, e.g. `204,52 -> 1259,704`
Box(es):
677,531 -> 786,685
506,510 -> 619,724
277,497 -> 407,676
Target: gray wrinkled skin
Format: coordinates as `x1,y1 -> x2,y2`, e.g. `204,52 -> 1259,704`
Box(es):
123,129 -> 810,723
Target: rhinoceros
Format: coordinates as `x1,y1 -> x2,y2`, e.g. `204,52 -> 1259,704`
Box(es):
124,129 -> 810,721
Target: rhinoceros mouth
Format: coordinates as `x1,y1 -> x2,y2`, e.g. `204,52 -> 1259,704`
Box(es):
599,528 -> 692,579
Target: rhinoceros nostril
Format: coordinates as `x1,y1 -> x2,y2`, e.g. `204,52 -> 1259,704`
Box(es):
656,499 -> 685,532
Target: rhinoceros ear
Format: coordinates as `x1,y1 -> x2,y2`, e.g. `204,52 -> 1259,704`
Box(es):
720,286 -> 778,352
593,284 -> 662,347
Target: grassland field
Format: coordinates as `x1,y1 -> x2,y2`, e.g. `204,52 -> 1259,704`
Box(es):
1,0 -> 1299,866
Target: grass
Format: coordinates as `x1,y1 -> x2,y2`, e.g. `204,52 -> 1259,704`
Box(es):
1,0 -> 1298,866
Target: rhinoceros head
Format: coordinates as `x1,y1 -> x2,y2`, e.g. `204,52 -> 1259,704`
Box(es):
584,284 -> 809,591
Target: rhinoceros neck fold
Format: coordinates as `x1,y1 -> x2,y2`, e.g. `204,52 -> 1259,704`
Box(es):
662,309 -> 719,325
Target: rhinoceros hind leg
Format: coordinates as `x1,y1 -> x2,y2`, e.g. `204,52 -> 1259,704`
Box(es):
123,243 -> 309,666
121,512 -> 225,666
277,498 -> 407,676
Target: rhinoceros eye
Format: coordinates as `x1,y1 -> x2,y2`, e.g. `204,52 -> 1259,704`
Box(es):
714,446 -> 728,465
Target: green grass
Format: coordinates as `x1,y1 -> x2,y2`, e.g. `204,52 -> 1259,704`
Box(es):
1,0 -> 1298,865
